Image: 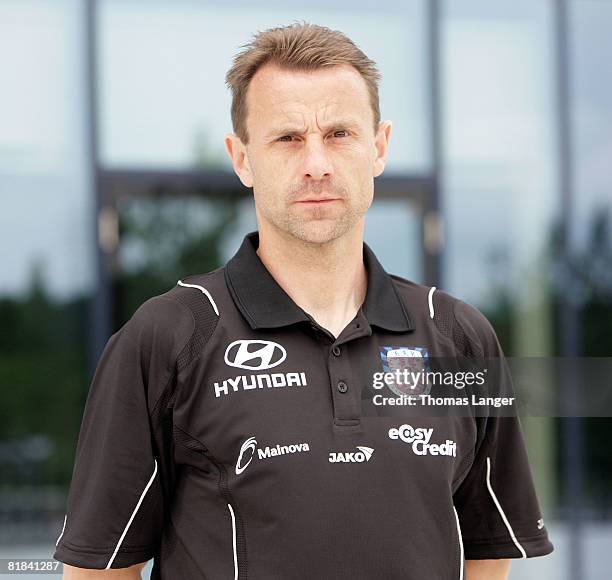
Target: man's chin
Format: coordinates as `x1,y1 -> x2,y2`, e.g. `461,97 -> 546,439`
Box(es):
285,221 -> 351,246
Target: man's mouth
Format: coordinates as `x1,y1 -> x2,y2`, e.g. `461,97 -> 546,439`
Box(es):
296,198 -> 340,205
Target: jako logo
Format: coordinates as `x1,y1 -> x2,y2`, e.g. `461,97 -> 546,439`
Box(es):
225,340 -> 287,370
388,424 -> 456,457
329,446 -> 375,463
235,436 -> 310,475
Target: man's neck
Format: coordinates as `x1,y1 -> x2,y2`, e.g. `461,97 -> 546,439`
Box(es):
255,226 -> 368,339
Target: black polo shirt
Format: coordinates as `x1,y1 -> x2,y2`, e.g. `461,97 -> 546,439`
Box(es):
53,230 -> 553,579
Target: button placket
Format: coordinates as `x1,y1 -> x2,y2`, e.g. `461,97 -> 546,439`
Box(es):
328,341 -> 361,424
324,310 -> 371,425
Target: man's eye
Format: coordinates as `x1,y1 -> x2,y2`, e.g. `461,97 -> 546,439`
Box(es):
276,131 -> 347,142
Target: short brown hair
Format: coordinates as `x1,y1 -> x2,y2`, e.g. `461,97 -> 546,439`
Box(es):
225,21 -> 382,145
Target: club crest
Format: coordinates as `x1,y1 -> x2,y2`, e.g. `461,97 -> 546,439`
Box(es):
379,346 -> 431,397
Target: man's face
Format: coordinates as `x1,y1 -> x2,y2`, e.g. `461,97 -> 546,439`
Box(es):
225,62 -> 392,245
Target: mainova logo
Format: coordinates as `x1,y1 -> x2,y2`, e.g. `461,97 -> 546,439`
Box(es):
329,446 -> 375,463
388,424 -> 456,457
235,437 -> 258,475
235,436 -> 310,475
225,340 -> 286,370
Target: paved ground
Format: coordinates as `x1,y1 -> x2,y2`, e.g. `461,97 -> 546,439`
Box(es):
1,521 -> 610,579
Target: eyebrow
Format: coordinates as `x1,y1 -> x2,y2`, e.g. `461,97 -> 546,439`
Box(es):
265,119 -> 361,140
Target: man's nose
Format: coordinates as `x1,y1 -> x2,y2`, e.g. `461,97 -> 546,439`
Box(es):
301,136 -> 333,180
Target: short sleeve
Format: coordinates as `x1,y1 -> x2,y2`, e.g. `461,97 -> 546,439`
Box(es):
53,296 -> 193,569
451,299 -> 554,559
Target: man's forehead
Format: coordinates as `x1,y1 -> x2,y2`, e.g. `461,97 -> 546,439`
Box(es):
247,64 -> 370,129
266,101 -> 356,126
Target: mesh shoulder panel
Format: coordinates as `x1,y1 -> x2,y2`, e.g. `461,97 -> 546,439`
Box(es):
430,289 -> 483,358
167,280 -> 220,375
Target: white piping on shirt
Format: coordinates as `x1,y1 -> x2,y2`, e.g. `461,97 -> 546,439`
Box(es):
228,503 -> 238,580
428,286 -> 437,319
485,456 -> 528,558
55,514 -> 67,545
177,280 -> 220,316
105,458 -> 159,569
452,505 -> 465,580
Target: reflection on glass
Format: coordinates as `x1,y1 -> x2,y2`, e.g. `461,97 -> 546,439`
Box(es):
99,0 -> 429,173
568,0 -> 612,553
117,196 -> 241,322
365,199 -> 422,282
441,5 -> 559,577
0,0 -> 91,556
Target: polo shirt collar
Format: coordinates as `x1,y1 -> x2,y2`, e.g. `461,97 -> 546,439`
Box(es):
224,230 -> 414,333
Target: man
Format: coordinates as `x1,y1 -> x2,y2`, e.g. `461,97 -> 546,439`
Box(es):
54,22 -> 553,579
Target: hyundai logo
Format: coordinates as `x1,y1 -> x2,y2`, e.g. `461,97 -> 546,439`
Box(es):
224,340 -> 287,370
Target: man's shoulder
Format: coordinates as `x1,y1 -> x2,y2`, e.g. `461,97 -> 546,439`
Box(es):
122,266 -> 226,363
389,274 -> 501,356
163,265 -> 227,316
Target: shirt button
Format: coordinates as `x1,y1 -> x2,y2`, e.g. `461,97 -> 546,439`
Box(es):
332,345 -> 341,357
337,380 -> 348,393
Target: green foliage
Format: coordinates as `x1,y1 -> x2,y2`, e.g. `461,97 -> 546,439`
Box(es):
116,197 -> 239,321
0,196 -> 239,487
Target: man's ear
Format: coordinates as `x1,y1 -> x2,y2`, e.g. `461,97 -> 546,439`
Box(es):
224,133 -> 254,188
373,120 -> 392,178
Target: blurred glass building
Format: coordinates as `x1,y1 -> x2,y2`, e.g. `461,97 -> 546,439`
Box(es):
0,1 -> 610,579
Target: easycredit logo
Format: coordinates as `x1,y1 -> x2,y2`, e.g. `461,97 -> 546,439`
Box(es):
388,424 -> 456,457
